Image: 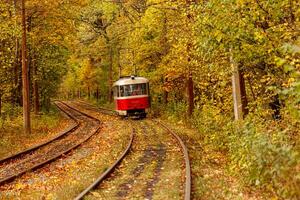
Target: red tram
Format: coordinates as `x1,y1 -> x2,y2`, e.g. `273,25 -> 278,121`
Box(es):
113,76 -> 150,118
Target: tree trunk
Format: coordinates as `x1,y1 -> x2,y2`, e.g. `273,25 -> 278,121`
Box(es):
187,73 -> 194,117
88,87 -> 90,99
231,59 -> 248,120
186,43 -> 194,117
0,94 -> 2,117
13,38 -> 20,105
46,97 -> 50,112
162,13 -> 169,106
117,47 -> 122,78
13,0 -> 20,105
240,71 -> 248,115
96,87 -> 99,101
32,53 -> 39,115
163,78 -> 168,105
21,0 -> 31,134
163,90 -> 168,105
186,0 -> 196,117
108,46 -> 113,102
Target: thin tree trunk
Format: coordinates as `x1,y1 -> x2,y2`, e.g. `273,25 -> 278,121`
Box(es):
88,87 -> 90,99
246,76 -> 256,102
0,94 -> 2,117
117,47 -> 122,78
163,90 -> 168,104
231,54 -> 248,120
239,70 -> 248,115
46,97 -> 50,112
27,16 -> 32,103
13,0 -> 19,105
32,54 -> 39,115
14,38 -> 19,105
162,13 -> 169,105
108,46 -> 113,102
96,87 -> 99,101
17,46 -> 23,105
187,72 -> 194,116
21,0 -> 31,133
186,0 -> 196,117
186,42 -> 194,117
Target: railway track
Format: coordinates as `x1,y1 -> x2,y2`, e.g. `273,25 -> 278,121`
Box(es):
0,101 -> 101,185
71,101 -> 191,200
74,127 -> 135,200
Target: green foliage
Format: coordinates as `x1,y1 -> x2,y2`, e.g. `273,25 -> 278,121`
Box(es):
0,105 -> 61,158
0,2 -> 19,104
229,122 -> 300,198
194,0 -> 299,112
163,96 -> 300,198
0,0 -> 78,112
164,101 -> 187,121
192,104 -> 232,151
279,49 -> 300,120
1,103 -> 22,118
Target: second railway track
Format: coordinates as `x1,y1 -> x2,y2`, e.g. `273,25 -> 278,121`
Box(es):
71,101 -> 191,200
0,101 -> 102,185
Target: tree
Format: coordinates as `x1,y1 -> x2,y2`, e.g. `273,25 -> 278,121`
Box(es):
21,0 -> 31,134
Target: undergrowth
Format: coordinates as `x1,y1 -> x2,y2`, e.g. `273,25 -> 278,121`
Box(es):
156,101 -> 300,199
0,104 -> 63,158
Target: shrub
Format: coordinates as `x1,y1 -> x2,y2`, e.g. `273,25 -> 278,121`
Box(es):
153,100 -> 187,120
192,103 -> 232,151
229,122 -> 300,199
159,100 -> 300,198
2,103 -> 22,118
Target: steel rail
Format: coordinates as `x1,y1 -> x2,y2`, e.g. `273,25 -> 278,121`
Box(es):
0,103 -> 79,164
74,128 -> 134,200
72,101 -> 191,200
57,101 -> 104,120
154,120 -> 191,200
0,101 -> 101,185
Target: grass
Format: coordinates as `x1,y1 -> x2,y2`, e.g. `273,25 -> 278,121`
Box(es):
0,103 -> 132,200
161,120 -> 270,200
0,106 -> 70,159
156,100 -> 300,199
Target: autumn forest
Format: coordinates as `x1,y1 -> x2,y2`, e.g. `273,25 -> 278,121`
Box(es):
0,0 -> 299,199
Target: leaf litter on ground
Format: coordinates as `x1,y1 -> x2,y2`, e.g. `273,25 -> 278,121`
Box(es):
0,102 -> 132,200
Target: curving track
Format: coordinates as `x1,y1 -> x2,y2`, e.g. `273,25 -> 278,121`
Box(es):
0,101 -> 101,185
72,101 -> 191,200
74,126 -> 134,200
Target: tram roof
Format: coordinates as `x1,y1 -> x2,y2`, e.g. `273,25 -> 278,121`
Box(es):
113,76 -> 149,86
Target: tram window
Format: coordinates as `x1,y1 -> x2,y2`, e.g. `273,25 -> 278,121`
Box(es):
119,83 -> 147,97
142,84 -> 147,95
124,85 -> 131,96
120,86 -> 124,97
132,83 -> 147,96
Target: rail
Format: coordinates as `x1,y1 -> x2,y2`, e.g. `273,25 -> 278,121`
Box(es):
74,127 -> 134,200
154,120 -> 191,200
0,101 -> 101,184
0,103 -> 79,164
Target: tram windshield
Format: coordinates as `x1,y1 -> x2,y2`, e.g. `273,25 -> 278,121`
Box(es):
119,83 -> 148,97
